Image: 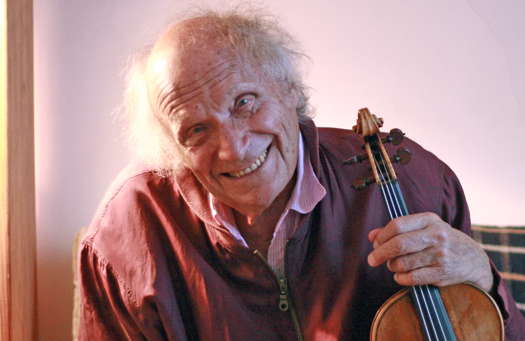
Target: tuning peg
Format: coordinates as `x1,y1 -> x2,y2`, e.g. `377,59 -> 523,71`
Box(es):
392,147 -> 411,165
382,128 -> 405,145
343,154 -> 368,165
352,176 -> 375,190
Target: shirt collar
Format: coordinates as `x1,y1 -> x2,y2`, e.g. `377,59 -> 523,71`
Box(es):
288,133 -> 326,214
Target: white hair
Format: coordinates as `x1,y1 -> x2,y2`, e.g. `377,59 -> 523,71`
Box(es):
121,8 -> 312,172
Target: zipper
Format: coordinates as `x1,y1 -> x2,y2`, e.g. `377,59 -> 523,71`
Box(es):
278,277 -> 290,311
253,249 -> 304,341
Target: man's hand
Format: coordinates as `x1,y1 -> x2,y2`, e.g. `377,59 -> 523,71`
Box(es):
367,212 -> 494,292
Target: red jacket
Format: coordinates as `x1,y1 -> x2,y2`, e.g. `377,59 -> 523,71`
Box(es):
79,119 -> 524,340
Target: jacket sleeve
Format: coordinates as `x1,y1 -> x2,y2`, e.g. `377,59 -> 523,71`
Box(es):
442,165 -> 525,339
78,241 -> 191,341
78,242 -> 147,341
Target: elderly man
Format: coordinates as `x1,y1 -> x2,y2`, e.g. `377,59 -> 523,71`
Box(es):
79,10 -> 524,341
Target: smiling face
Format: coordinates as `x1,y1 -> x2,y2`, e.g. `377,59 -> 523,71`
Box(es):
146,21 -> 300,218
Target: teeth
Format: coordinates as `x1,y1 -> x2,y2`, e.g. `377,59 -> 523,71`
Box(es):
229,149 -> 268,178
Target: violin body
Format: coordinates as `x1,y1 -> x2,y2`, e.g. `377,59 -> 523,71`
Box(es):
370,283 -> 504,340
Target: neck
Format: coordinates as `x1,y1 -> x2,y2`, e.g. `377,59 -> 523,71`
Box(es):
233,175 -> 296,254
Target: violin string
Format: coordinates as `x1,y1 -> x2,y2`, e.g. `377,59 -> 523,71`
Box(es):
375,148 -> 447,341
389,175 -> 449,339
373,144 -> 445,341
378,181 -> 395,220
418,287 -> 442,341
373,151 -> 401,218
373,153 -> 435,340
424,285 -> 448,339
374,154 -> 442,341
378,158 -> 446,340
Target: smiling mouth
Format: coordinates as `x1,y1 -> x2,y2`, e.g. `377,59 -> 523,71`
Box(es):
224,147 -> 269,178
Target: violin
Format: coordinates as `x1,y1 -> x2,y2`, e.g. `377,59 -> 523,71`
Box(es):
348,108 -> 504,341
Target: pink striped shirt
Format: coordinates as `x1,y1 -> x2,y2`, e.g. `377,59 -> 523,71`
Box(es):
209,133 -> 326,277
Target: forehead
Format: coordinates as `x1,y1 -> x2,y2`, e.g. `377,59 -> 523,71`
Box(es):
148,20 -> 252,83
152,38 -> 254,83
148,48 -> 265,113
158,49 -> 252,88
146,42 -> 280,120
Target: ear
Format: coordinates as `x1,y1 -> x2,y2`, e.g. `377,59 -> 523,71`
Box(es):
289,85 -> 308,119
279,79 -> 298,100
281,82 -> 301,113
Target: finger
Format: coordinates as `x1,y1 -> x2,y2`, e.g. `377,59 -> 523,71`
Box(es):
387,247 -> 436,273
368,228 -> 436,267
393,267 -> 459,287
368,228 -> 382,243
373,212 -> 441,246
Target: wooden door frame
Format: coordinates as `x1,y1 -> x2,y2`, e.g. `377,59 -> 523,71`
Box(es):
0,0 -> 36,340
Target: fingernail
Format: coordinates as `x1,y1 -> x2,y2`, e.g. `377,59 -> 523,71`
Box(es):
368,254 -> 376,267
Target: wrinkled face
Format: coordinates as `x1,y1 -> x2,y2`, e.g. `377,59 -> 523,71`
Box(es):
147,37 -> 300,217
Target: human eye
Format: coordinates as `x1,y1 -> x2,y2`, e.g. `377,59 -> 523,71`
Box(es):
189,124 -> 207,135
182,124 -> 208,147
234,93 -> 256,111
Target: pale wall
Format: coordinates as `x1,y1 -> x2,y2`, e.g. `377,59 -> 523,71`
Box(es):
35,1 -> 525,340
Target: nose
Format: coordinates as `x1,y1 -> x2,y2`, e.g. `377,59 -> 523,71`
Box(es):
217,123 -> 249,161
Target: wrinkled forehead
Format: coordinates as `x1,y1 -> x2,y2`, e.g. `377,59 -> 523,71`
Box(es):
148,44 -> 238,87
147,24 -> 237,81
145,24 -> 264,103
